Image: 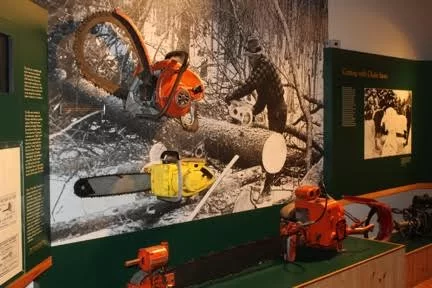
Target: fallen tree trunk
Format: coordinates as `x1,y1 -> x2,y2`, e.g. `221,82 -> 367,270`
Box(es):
61,77 -> 164,139
59,78 -> 315,171
153,117 -> 287,172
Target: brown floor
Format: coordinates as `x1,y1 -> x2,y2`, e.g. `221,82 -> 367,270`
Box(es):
415,278 -> 432,288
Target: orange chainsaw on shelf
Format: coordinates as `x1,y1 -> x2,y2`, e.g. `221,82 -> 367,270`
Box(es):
73,8 -> 204,132
280,185 -> 393,262
125,242 -> 174,288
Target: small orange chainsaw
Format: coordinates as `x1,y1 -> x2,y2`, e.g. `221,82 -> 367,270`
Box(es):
280,185 -> 393,262
125,242 -> 174,288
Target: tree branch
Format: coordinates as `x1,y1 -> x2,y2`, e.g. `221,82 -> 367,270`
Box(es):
284,124 -> 323,155
49,110 -> 103,140
272,0 -> 313,170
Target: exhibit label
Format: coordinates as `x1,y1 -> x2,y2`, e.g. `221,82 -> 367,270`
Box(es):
0,146 -> 23,286
342,68 -> 389,80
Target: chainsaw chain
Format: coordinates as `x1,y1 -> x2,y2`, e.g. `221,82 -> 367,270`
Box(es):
73,9 -> 152,98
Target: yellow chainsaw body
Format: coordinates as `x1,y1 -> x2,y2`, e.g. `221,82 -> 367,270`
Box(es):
148,158 -> 215,198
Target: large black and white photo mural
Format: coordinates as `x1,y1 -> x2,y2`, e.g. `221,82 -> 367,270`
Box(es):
37,0 -> 328,245
364,88 -> 412,159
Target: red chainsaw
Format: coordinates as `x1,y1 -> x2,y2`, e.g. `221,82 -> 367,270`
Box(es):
73,8 -> 204,132
280,185 -> 393,262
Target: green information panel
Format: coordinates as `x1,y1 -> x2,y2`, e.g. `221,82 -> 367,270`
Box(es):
324,48 -> 419,198
0,1 -> 50,286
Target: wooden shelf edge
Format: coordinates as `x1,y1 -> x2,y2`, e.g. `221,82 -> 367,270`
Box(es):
339,182 -> 432,206
293,245 -> 405,288
406,243 -> 432,256
360,236 -> 405,248
6,256 -> 53,288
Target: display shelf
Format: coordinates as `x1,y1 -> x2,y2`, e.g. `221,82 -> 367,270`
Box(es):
406,244 -> 432,288
198,237 -> 404,288
391,233 -> 432,253
339,183 -> 432,206
390,233 -> 432,287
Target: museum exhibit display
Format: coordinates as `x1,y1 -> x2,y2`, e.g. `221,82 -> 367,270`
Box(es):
1,0 -> 432,287
41,0 -> 326,251
392,194 -> 432,239
324,47 -> 432,287
279,185 -> 393,262
324,48 -> 420,198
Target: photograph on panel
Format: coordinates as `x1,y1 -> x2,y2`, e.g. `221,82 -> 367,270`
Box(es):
39,0 -> 328,245
364,88 -> 412,159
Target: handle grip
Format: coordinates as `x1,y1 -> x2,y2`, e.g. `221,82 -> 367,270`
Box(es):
124,258 -> 140,267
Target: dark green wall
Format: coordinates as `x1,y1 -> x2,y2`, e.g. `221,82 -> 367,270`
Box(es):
415,61 -> 432,182
0,0 -> 50,285
324,48 -> 430,198
38,205 -> 281,288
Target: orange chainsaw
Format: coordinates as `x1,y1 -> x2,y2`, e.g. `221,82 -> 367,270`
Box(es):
280,185 -> 393,262
74,8 -> 204,131
125,242 -> 174,288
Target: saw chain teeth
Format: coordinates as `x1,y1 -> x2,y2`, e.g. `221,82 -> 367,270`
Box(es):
73,9 -> 152,98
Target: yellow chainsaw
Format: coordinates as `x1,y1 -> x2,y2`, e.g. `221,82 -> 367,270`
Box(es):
74,151 -> 215,202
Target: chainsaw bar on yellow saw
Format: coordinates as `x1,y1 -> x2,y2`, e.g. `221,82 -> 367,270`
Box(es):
73,8 -> 152,97
74,173 -> 152,198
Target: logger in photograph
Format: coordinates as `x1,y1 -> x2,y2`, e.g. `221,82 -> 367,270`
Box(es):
225,35 -> 288,204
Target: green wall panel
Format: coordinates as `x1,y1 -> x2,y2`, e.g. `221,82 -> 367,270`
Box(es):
415,61 -> 432,182
324,48 -> 421,198
0,1 -> 50,286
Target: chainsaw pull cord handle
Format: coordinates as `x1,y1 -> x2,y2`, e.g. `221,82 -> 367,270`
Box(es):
138,50 -> 189,120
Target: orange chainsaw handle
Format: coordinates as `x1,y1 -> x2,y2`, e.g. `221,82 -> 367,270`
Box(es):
137,50 -> 190,120
342,195 -> 393,241
124,258 -> 140,267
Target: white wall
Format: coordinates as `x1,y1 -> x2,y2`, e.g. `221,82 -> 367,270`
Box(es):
329,0 -> 432,60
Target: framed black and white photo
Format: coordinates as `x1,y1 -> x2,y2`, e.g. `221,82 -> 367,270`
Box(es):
364,88 -> 412,159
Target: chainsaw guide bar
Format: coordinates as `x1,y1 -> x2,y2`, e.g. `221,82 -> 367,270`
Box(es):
73,8 -> 152,98
74,173 -> 152,198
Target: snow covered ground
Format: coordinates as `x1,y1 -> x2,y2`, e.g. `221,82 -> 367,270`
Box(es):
50,172 -> 138,224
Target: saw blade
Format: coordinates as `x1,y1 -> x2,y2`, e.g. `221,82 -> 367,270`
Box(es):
73,9 -> 152,97
74,173 -> 152,198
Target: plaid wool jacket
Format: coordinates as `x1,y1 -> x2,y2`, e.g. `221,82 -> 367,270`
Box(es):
230,54 -> 285,115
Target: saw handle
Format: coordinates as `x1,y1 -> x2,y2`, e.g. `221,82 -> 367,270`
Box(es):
139,50 -> 190,121
165,50 -> 189,68
124,258 -> 140,267
161,150 -> 180,164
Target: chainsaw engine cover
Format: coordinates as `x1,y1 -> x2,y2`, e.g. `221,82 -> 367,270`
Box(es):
153,59 -> 204,118
149,159 -> 215,198
296,197 -> 346,249
150,164 -> 178,198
